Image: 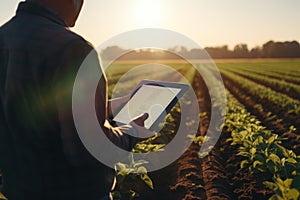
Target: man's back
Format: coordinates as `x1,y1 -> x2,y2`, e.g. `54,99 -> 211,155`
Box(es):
0,1 -> 115,200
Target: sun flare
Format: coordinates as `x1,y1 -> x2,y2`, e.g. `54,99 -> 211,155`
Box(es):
134,0 -> 161,26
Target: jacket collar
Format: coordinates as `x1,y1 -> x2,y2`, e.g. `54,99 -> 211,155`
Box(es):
16,1 -> 67,27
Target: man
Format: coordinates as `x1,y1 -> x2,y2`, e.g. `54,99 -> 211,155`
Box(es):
0,0 -> 149,199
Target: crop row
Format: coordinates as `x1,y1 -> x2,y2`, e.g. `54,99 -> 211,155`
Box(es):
217,62 -> 300,85
244,68 -> 300,85
220,69 -> 300,117
225,91 -> 300,199
221,71 -> 300,161
222,67 -> 300,100
230,62 -> 300,77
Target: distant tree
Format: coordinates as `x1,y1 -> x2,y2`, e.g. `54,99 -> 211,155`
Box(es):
262,40 -> 275,57
285,41 -> 300,57
262,40 -> 300,58
100,39 -> 300,61
250,46 -> 262,58
233,44 -> 250,58
205,45 -> 232,58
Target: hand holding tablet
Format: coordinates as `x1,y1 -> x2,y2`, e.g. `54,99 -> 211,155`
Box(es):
112,80 -> 189,132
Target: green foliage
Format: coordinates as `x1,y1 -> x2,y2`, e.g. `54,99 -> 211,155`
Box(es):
112,103 -> 185,199
217,62 -> 300,84
188,134 -> 211,147
110,62 -> 300,199
264,177 -> 300,200
113,153 -> 154,200
220,69 -> 300,115
115,154 -> 154,189
224,67 -> 300,99
133,143 -> 165,153
225,91 -> 300,199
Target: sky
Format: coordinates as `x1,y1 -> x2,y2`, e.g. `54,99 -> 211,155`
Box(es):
1,0 -> 300,50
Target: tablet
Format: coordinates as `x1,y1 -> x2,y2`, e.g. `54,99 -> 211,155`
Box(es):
112,80 -> 189,131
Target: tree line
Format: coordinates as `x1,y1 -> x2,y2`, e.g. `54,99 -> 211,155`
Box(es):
101,40 -> 300,60
204,40 -> 300,58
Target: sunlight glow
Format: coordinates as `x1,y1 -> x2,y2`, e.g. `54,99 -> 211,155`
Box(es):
134,0 -> 161,27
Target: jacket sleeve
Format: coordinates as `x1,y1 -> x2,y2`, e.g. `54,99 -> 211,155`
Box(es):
54,38 -> 136,167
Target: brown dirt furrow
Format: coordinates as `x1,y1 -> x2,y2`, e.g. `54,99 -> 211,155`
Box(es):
191,72 -> 235,199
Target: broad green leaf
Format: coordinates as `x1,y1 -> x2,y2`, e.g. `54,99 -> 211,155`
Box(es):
267,135 -> 277,144
243,140 -> 253,148
253,160 -> 264,168
250,147 -> 256,155
137,166 -> 147,174
269,153 -> 281,165
253,135 -> 264,146
281,158 -> 286,166
275,144 -> 289,157
285,188 -> 300,200
140,174 -> 154,190
264,181 -> 278,191
283,178 -> 293,188
286,158 -> 297,164
240,160 -> 249,168
115,162 -> 127,171
275,177 -> 286,195
129,190 -> 139,200
287,150 -> 297,158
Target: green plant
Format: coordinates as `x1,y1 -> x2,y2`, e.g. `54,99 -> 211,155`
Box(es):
264,177 -> 300,200
112,153 -> 154,200
224,91 -> 300,199
220,69 -> 300,115
187,134 -> 211,146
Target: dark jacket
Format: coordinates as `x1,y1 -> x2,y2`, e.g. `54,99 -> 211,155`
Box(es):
0,1 -> 132,200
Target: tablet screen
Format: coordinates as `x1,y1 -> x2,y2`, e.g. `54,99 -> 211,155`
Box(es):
113,84 -> 181,129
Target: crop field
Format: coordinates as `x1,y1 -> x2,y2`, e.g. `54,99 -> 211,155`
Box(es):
0,59 -> 299,200
105,59 -> 300,200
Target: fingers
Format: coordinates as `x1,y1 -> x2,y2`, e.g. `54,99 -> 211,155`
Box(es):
131,113 -> 149,127
122,113 -> 155,140
118,123 -> 155,139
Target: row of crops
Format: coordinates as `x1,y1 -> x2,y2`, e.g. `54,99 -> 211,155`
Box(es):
224,67 -> 300,99
220,69 -> 300,116
107,60 -> 300,199
225,91 -> 300,199
217,61 -> 300,199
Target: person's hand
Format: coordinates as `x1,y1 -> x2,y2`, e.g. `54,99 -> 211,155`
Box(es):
129,113 -> 155,141
130,113 -> 149,126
